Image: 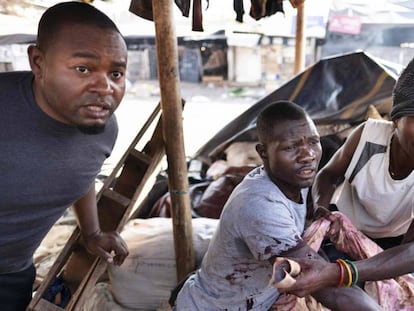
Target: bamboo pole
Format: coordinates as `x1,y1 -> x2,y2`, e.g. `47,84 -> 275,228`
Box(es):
152,0 -> 195,282
294,3 -> 306,74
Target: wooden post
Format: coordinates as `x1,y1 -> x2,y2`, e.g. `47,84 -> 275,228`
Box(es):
152,0 -> 195,282
294,3 -> 306,75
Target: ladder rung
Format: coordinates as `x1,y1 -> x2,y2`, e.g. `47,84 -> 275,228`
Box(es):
100,188 -> 131,207
113,150 -> 153,199
128,149 -> 152,166
98,188 -> 132,231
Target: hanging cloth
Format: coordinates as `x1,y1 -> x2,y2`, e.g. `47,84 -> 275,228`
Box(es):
129,0 -> 207,32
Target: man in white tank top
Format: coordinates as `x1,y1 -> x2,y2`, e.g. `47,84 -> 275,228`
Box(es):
313,57 -> 414,250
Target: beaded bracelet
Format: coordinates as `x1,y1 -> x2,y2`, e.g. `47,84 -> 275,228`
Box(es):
345,260 -> 359,286
338,259 -> 353,287
335,259 -> 345,287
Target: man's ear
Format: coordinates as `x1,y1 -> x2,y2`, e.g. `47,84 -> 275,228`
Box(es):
27,45 -> 44,78
256,143 -> 267,160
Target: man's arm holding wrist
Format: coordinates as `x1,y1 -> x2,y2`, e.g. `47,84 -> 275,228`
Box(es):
72,182 -> 129,265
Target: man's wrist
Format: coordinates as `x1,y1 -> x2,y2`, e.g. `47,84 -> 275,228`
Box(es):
313,205 -> 330,219
81,228 -> 101,239
330,262 -> 342,287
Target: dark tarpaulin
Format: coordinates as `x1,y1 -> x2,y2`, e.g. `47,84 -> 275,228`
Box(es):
194,51 -> 398,163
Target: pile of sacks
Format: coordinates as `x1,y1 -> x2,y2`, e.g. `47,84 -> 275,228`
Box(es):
84,217 -> 219,311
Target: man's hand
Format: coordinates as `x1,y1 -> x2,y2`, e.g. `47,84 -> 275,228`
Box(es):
313,206 -> 342,243
326,213 -> 343,243
313,205 -> 331,220
280,258 -> 338,297
82,230 -> 129,266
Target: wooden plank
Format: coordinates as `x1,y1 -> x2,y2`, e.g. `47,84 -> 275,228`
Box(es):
27,228 -> 80,311
129,148 -> 152,165
98,189 -> 131,231
112,151 -> 151,198
70,259 -> 107,310
102,188 -> 131,207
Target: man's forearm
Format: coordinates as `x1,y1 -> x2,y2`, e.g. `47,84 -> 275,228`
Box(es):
312,172 -> 337,206
72,182 -> 101,236
311,173 -> 337,218
356,243 -> 414,282
313,286 -> 380,311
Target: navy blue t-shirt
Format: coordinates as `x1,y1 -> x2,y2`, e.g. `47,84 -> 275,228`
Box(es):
0,71 -> 118,273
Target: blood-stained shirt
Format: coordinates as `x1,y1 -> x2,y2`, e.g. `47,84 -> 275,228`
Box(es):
176,166 -> 307,310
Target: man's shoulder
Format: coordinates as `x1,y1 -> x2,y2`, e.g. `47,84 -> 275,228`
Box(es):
231,168 -> 285,208
364,118 -> 392,130
0,71 -> 32,99
0,71 -> 31,83
0,71 -> 33,112
243,166 -> 266,182
361,118 -> 393,144
237,167 -> 272,194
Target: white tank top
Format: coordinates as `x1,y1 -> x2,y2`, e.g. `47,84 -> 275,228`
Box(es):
334,118 -> 414,239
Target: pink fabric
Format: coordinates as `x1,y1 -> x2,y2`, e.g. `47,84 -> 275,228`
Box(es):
271,296 -> 328,311
303,212 -> 414,310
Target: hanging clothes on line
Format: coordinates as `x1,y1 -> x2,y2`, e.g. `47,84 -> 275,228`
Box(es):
233,0 -> 304,23
129,0 -> 209,32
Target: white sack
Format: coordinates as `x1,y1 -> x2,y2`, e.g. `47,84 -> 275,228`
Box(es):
108,217 -> 218,310
83,282 -> 135,311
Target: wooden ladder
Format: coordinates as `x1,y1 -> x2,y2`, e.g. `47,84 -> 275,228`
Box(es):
27,102 -> 166,311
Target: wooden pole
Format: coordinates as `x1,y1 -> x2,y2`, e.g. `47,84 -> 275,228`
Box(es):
294,3 -> 306,75
152,0 -> 195,282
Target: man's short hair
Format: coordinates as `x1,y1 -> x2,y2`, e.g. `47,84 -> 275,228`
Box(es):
36,1 -> 122,51
256,101 -> 308,143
